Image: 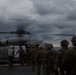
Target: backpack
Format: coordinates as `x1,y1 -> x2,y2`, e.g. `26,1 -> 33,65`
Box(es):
19,49 -> 25,56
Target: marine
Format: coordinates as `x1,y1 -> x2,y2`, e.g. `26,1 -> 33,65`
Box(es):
44,43 -> 56,75
62,36 -> 76,75
29,44 -> 37,71
57,39 -> 69,75
8,46 -> 14,67
15,46 -> 25,66
56,39 -> 69,75
34,44 -> 45,75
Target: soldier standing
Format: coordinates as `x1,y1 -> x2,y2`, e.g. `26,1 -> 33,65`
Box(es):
29,44 -> 37,71
15,46 -> 25,66
34,45 -> 45,75
44,43 -> 56,75
8,46 -> 14,67
62,36 -> 76,75
25,44 -> 30,65
56,39 -> 69,75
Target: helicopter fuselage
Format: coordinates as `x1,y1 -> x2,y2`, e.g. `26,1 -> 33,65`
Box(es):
0,38 -> 42,46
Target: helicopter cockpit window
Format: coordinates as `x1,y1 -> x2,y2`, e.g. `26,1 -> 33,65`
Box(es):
14,46 -> 19,58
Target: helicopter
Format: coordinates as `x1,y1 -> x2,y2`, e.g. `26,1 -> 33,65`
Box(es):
0,20 -> 75,47
0,28 -> 44,64
0,25 -> 75,64
0,29 -> 43,47
0,18 -> 75,64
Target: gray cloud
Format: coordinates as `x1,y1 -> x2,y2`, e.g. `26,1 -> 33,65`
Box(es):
0,0 -> 76,46
67,10 -> 76,20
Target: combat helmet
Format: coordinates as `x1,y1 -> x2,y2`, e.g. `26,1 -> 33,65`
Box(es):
60,39 -> 69,46
71,35 -> 76,46
47,43 -> 53,49
11,46 -> 14,49
38,44 -> 45,50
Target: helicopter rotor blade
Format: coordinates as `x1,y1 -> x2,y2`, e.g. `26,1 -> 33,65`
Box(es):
0,31 -> 31,34
0,32 -> 16,34
45,33 -> 74,36
0,31 -> 74,36
32,32 -> 75,36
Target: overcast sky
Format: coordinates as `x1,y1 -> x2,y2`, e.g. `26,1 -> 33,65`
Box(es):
0,0 -> 76,47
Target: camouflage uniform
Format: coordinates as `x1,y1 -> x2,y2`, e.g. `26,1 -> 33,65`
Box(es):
56,39 -> 70,75
44,43 -> 56,75
29,45 -> 37,71
63,36 -> 76,75
16,46 -> 25,66
26,47 -> 30,64
34,45 -> 45,75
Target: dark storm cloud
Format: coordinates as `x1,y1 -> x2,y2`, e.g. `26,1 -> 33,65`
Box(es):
67,11 -> 76,21
32,0 -> 73,15
0,1 -> 36,34
32,0 -> 67,15
0,0 -> 76,46
32,1 -> 52,15
31,0 -> 76,46
52,21 -> 71,29
0,12 -> 34,31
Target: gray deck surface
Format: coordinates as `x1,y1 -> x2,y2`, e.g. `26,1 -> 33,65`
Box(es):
0,64 -> 38,75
